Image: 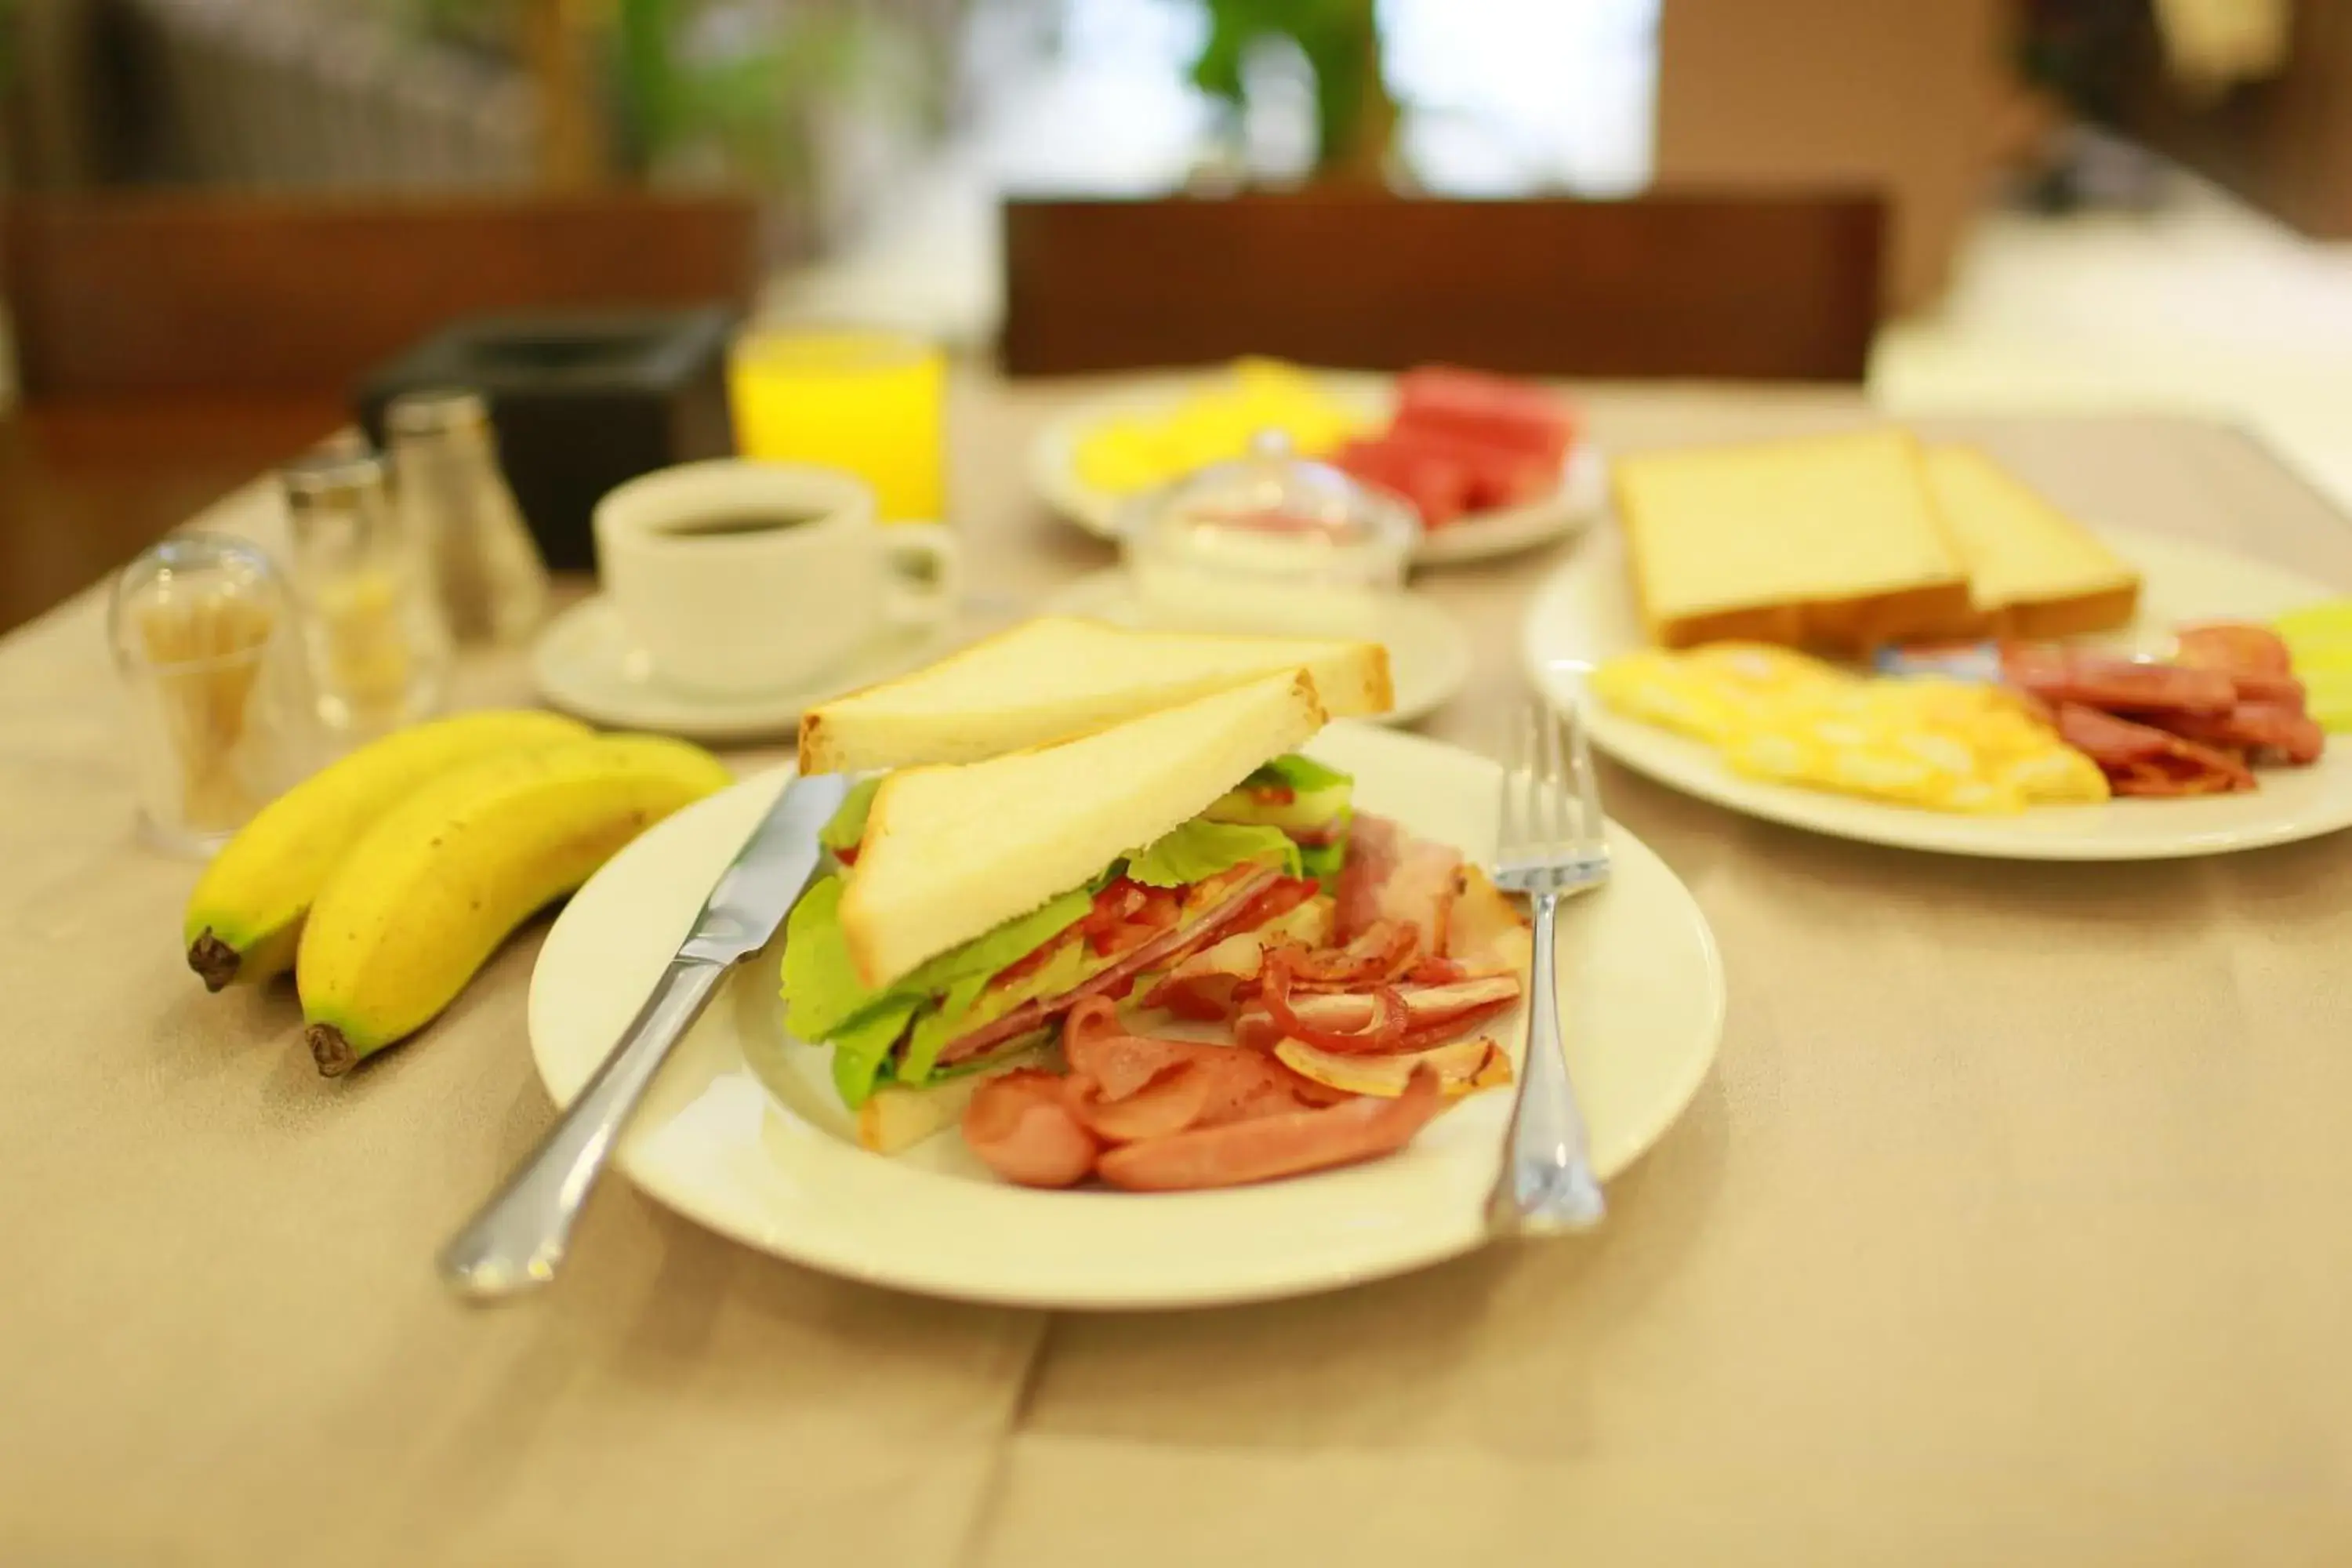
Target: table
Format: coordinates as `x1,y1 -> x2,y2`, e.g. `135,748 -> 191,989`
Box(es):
4,379 -> 2350,1566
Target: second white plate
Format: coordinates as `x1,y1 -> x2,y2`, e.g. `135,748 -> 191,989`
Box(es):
1521,523 -> 2352,860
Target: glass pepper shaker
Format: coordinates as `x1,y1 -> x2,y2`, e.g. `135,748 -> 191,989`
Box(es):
387,388 -> 550,646
278,448 -> 454,739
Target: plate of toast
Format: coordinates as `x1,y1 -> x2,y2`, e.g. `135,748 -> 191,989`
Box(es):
1523,430 -> 2352,859
528,620 -> 1723,1307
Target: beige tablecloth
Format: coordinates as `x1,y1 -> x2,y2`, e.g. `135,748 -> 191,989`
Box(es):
5,382 -> 2350,1566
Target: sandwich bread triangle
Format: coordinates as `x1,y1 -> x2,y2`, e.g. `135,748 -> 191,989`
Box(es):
799,616 -> 1387,774
840,669 -> 1327,988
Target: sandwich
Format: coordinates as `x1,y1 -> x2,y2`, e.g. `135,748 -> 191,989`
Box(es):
1613,428 -> 1974,653
797,615 -> 1392,775
782,669 -> 1374,1153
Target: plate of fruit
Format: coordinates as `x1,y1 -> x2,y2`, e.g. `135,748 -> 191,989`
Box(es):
1031,358 -> 1605,566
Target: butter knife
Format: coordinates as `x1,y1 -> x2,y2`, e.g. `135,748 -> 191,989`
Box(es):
438,771 -> 850,1301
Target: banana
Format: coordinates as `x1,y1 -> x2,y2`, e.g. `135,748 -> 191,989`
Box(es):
183,710 -> 592,990
298,734 -> 735,1075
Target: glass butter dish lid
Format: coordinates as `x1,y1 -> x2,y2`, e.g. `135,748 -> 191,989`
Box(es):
1119,433 -> 1421,639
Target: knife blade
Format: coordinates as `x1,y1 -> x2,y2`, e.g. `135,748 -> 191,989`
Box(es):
437,770 -> 850,1301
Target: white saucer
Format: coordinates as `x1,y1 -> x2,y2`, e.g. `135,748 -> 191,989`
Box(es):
529,595 -> 964,742
1040,571 -> 1473,726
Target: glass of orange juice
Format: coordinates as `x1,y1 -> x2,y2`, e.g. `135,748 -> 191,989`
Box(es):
727,325 -> 947,524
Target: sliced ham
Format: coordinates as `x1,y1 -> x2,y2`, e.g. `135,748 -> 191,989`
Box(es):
1063,995 -> 1216,1097
962,1070 -> 1099,1188
1063,1066 -> 1213,1144
1334,815 -> 1461,951
2004,646 -> 2237,716
2147,702 -> 2326,767
935,868 -> 1279,1067
2173,622 -> 2294,677
2055,703 -> 2256,796
1095,1066 -> 1444,1192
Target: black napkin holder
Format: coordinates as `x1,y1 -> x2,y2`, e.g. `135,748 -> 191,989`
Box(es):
354,307 -> 738,573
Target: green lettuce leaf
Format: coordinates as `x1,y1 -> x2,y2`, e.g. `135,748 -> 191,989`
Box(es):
895,971 -> 989,1086
1125,818 -> 1301,887
782,873 -> 1095,1042
1301,837 -> 1348,882
895,886 -> 1093,996
779,874 -> 876,1041
1248,753 -> 1352,793
819,776 -> 881,854
829,995 -> 921,1109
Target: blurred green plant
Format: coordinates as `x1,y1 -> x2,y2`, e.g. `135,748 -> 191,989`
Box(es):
1188,0 -> 1394,183
385,0 -> 908,188
612,0 -> 890,186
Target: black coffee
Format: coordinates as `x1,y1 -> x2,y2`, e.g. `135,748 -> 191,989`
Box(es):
656,510 -> 826,539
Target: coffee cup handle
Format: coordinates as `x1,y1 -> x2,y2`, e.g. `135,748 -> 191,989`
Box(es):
879,524 -> 962,627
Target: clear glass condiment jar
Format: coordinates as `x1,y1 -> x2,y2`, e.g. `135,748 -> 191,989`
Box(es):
1119,432 -> 1421,640
278,448 -> 454,739
108,532 -> 313,855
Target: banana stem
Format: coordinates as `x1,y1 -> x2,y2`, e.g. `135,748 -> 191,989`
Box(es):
187,931 -> 241,993
308,1025 -> 358,1077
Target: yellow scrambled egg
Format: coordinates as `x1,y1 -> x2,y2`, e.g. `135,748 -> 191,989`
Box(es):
1072,358 -> 1372,495
1590,642 -> 2110,814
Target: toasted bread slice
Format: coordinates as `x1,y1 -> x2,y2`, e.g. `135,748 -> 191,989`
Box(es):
1922,445 -> 2141,639
1614,429 -> 1975,653
839,670 -> 1327,988
798,616 -> 1388,775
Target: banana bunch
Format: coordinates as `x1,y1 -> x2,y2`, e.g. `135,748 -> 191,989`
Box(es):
184,713 -> 733,1075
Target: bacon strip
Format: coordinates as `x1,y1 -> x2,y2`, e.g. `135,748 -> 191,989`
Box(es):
2054,703 -> 2256,796
1095,1066 -> 1444,1192
934,868 -> 1279,1067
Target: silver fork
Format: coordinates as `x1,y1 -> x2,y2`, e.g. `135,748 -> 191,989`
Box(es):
1486,692 -> 1611,1234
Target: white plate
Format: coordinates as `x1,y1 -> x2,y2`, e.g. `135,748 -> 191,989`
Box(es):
1522,523 -> 2352,860
1040,571 -> 1473,728
528,724 -> 1725,1309
529,595 -> 963,742
1029,369 -> 1606,566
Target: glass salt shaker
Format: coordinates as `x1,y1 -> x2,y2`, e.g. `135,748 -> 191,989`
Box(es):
108,532 -> 313,855
387,388 -> 550,646
278,449 -> 453,739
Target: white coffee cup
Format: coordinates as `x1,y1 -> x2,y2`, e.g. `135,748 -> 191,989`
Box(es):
593,460 -> 959,695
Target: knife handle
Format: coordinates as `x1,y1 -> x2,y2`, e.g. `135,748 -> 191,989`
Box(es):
437,956 -> 730,1301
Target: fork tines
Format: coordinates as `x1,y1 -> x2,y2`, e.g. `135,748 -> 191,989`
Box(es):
1500,695 -> 1610,889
